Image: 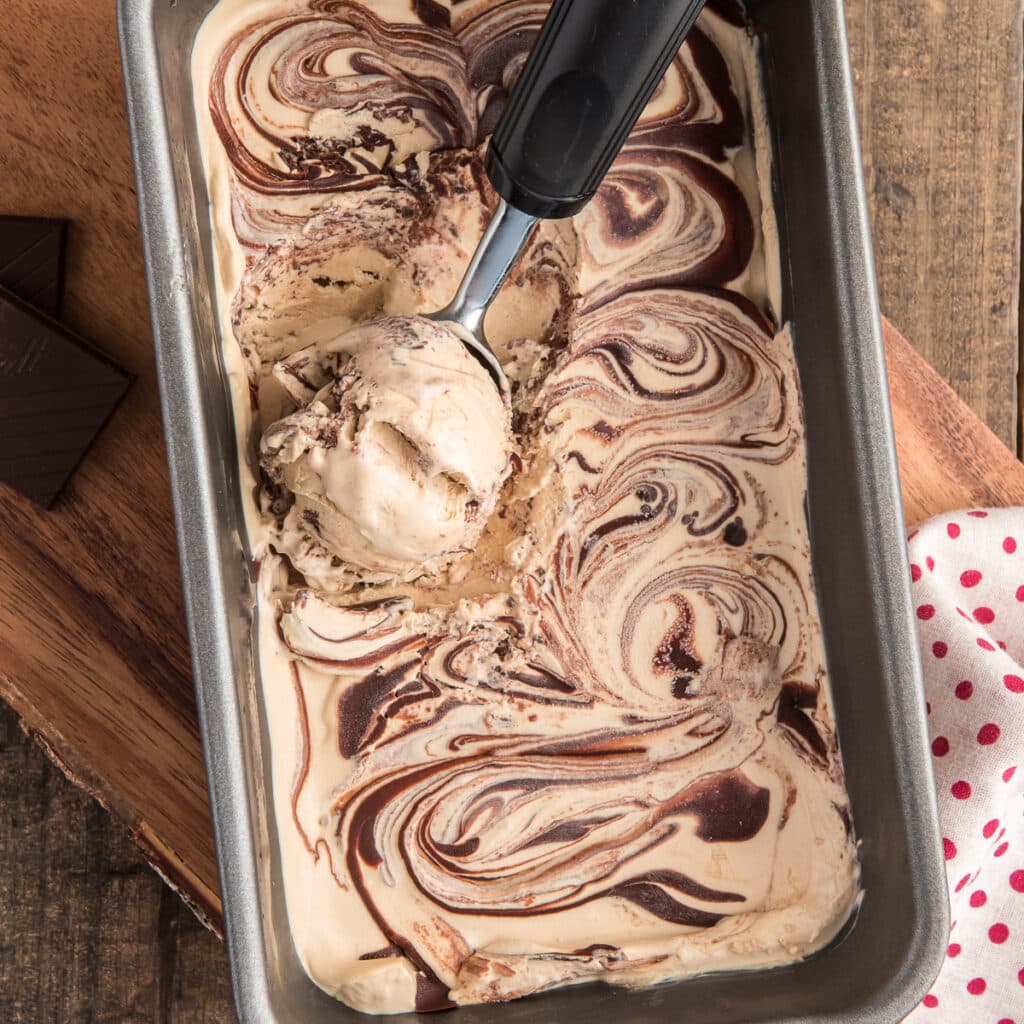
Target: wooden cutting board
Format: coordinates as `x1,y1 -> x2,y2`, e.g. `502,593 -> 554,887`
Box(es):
2,3 -> 1024,934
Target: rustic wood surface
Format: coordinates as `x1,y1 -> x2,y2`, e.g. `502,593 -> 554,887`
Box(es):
885,321 -> 1024,523
0,0 -> 1022,1020
0,0 -> 220,932
0,702 -> 234,1023
845,0 -> 1024,452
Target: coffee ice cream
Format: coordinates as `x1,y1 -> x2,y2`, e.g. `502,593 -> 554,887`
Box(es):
260,315 -> 511,579
193,0 -> 860,1014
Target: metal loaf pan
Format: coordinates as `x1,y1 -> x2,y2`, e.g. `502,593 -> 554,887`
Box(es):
118,1 -> 949,1020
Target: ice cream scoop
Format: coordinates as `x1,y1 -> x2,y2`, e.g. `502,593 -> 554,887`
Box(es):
260,317 -> 511,578
362,0 -> 709,396
260,0 -> 709,579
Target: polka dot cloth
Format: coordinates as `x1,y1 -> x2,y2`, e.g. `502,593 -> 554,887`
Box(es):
904,510 -> 1024,1023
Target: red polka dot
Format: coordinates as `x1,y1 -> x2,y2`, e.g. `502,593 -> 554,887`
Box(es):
947,942 -> 961,957
999,640 -> 1008,650
969,889 -> 987,907
910,563 -> 922,582
1005,674 -> 1024,694
927,556 -> 936,571
932,736 -> 950,757
922,994 -> 939,1008
977,638 -> 995,651
997,1019 -> 1016,1024
943,837 -> 957,859
960,569 -> 982,587
995,842 -> 1009,857
966,977 -> 986,995
1005,537 -> 1018,553
917,604 -> 936,620
1010,870 -> 1024,893
955,873 -> 971,892
968,510 -> 989,518
951,780 -> 971,800
989,922 -> 1009,943
948,523 -> 961,539
984,819 -> 1000,838
933,641 -> 948,659
955,680 -> 974,700
926,701 -> 932,715
978,724 -> 1001,745
1019,966 -> 1024,986
956,606 -> 971,620
1017,585 -> 1024,601
1004,766 -> 1017,782
973,606 -> 995,624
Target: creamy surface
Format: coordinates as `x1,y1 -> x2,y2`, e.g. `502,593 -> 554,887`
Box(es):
261,315 -> 512,580
192,0 -> 860,1013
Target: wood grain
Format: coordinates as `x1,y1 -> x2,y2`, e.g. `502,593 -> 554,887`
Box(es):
885,318 -> 1024,523
0,0 -> 1022,1020
844,0 -> 1024,452
0,0 -> 220,929
0,701 -> 234,1024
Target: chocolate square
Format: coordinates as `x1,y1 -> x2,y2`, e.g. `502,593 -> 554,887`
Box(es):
0,216 -> 68,319
0,286 -> 132,507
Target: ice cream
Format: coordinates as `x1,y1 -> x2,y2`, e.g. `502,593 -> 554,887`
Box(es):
260,315 -> 511,579
192,0 -> 860,1015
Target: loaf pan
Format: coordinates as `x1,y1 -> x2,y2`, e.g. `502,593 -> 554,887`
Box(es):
117,0 -> 949,1020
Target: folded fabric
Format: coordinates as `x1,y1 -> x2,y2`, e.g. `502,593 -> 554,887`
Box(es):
902,509 -> 1023,1023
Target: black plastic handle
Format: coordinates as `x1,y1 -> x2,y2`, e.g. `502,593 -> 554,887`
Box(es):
485,0 -> 707,219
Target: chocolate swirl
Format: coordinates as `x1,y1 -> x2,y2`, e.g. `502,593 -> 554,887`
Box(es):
543,288 -> 797,461
630,28 -> 744,159
280,591 -> 794,995
209,2 -> 475,196
208,0 -> 749,252
578,149 -> 754,309
536,479 -> 814,709
196,0 -> 858,1012
458,1 -> 548,138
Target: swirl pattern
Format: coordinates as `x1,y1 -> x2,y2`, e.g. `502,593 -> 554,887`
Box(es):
577,151 -> 754,310
209,2 -> 475,195
544,288 -> 794,455
195,0 -> 859,1014
630,28 -> 744,159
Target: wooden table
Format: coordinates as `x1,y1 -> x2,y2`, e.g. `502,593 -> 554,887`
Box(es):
1,0 -> 1022,1019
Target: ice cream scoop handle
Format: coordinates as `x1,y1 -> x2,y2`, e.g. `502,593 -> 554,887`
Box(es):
485,0 -> 707,219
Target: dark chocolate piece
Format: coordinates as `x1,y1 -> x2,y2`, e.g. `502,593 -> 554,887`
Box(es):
0,216 -> 68,319
0,285 -> 131,507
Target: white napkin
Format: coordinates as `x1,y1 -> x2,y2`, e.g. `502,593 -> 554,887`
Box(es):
902,509 -> 1024,1022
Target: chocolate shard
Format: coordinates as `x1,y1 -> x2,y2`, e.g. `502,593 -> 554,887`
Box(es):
0,216 -> 68,319
0,285 -> 132,507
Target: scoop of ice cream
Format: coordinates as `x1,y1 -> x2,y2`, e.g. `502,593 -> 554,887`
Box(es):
261,316 -> 511,578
